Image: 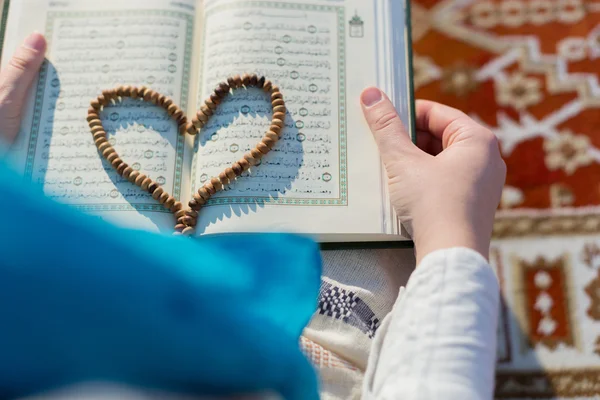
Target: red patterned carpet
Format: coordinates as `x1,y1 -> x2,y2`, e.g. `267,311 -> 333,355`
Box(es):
411,0 -> 600,398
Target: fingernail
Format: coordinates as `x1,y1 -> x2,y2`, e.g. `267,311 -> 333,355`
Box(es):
23,32 -> 46,52
361,87 -> 383,107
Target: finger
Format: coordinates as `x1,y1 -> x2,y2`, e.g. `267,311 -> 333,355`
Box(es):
360,87 -> 418,166
0,32 -> 47,143
416,99 -> 489,149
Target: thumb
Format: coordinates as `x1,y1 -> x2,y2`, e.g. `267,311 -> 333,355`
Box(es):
0,32 -> 47,144
360,87 -> 418,166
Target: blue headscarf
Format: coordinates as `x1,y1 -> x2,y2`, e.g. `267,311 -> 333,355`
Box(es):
0,159 -> 322,400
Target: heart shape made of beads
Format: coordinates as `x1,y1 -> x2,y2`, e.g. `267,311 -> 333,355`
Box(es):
87,74 -> 285,236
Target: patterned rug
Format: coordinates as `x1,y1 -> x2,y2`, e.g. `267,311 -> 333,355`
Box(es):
411,0 -> 600,398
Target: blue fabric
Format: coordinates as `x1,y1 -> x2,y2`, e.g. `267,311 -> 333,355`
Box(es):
0,159 -> 322,400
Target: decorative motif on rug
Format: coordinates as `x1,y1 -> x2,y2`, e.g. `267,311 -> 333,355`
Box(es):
512,254 -> 577,351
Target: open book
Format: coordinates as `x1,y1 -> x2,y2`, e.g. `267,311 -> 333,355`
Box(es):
1,0 -> 415,243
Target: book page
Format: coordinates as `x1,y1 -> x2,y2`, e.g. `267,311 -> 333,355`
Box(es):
2,0 -> 197,233
193,0 -> 399,239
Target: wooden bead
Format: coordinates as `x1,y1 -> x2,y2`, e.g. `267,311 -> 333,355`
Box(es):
111,157 -> 123,168
175,224 -> 187,232
93,132 -> 107,143
272,105 -> 286,114
116,86 -> 126,96
91,126 -> 105,135
186,209 -> 199,219
159,192 -> 169,204
163,97 -> 173,109
88,119 -> 102,128
143,89 -> 154,102
265,130 -> 279,142
173,109 -> 184,122
87,112 -> 99,122
107,152 -> 119,163
131,87 -> 140,99
189,198 -> 200,210
204,181 -> 216,195
102,89 -> 115,100
272,111 -> 286,122
227,76 -> 235,88
196,110 -> 209,123
270,124 -> 282,135
122,167 -> 133,178
249,74 -> 258,86
271,119 -> 285,129
219,171 -> 229,185
210,177 -> 223,191
150,91 -> 160,104
138,86 -> 149,98
257,142 -> 270,155
263,80 -> 273,92
205,98 -> 217,110
233,75 -> 243,88
200,104 -> 213,117
148,182 -> 158,194
232,162 -> 243,176
243,153 -> 256,165
197,187 -> 211,200
97,142 -> 111,152
238,158 -> 251,171
171,201 -> 183,212
90,99 -> 101,110
193,193 -> 206,206
186,123 -> 197,135
97,95 -> 108,106
175,209 -> 187,219
242,73 -> 251,86
250,148 -> 264,160
128,170 -> 140,183
134,174 -> 148,186
158,95 -> 167,107
167,104 -> 178,116
94,136 -> 107,147
272,98 -> 285,107
182,216 -> 197,226
271,91 -> 283,101
102,147 -> 116,158
117,163 -> 128,175
214,82 -> 230,97
134,174 -> 146,187
257,76 -> 266,88
152,187 -> 164,200
122,86 -> 132,96
225,167 -> 236,181
192,116 -> 204,129
210,93 -> 221,105
141,177 -> 152,191
262,136 -> 276,149
182,227 -> 194,236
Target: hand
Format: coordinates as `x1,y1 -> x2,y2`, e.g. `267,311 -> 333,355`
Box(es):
360,88 -> 506,264
0,32 -> 46,144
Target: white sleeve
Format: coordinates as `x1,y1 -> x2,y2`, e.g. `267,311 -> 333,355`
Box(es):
362,247 -> 499,400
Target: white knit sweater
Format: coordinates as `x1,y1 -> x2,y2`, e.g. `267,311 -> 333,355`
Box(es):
362,247 -> 500,400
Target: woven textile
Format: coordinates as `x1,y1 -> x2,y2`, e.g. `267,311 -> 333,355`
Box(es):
411,1 -> 600,398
